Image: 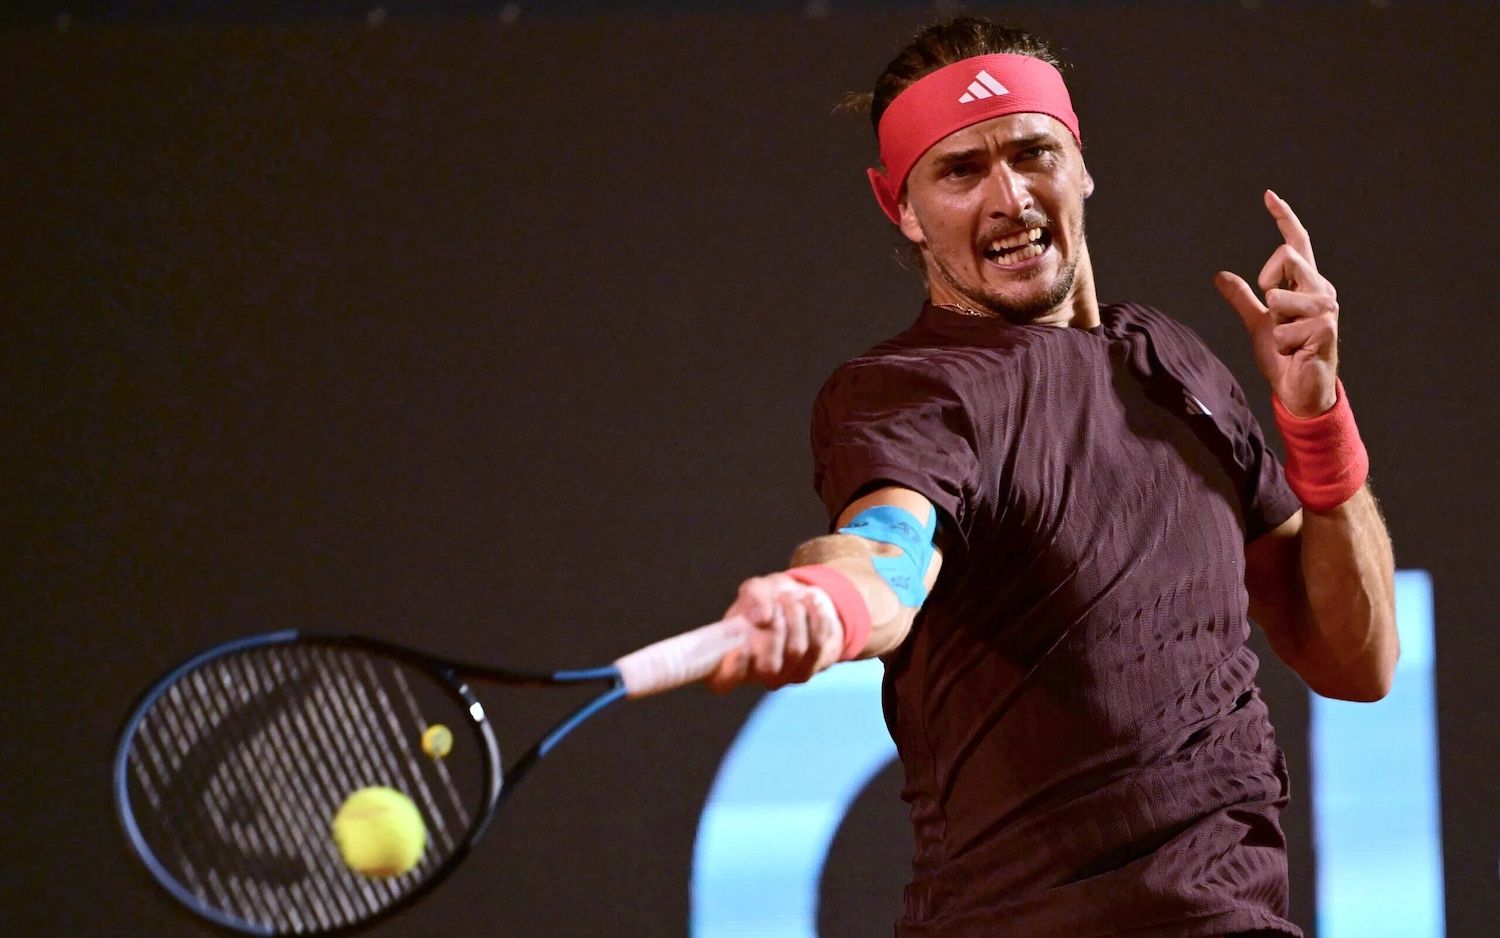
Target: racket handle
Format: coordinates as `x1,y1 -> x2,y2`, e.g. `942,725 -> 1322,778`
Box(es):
614,618 -> 748,699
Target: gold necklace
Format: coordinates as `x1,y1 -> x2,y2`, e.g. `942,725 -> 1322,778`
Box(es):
937,303 -> 995,319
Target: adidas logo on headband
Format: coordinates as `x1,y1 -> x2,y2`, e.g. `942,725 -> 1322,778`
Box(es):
957,70 -> 1010,104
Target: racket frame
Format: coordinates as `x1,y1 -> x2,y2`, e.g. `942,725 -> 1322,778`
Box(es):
112,630 -> 628,936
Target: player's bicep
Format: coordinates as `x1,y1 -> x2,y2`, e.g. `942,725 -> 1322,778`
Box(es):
834,485 -> 945,605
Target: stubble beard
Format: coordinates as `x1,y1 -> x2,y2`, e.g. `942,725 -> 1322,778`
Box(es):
927,211 -> 1086,324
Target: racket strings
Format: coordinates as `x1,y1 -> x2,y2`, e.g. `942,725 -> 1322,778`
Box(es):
386,663 -> 470,851
137,650 -> 367,931
186,668 -> 295,928
231,651 -> 388,929
123,643 -> 487,934
327,650 -> 466,859
132,666 -> 282,924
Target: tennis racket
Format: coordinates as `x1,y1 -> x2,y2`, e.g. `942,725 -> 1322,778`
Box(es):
112,619 -> 747,935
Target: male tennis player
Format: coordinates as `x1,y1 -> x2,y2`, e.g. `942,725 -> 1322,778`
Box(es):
708,17 -> 1396,938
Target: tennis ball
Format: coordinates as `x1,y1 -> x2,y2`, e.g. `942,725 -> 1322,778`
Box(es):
332,786 -> 427,878
421,724 -> 453,758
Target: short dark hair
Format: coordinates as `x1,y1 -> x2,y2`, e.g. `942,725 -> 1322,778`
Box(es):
845,17 -> 1066,138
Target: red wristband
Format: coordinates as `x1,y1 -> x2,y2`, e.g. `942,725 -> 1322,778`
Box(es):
785,565 -> 872,661
1272,379 -> 1369,513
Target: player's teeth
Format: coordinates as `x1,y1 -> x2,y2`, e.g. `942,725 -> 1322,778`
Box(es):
1001,242 -> 1042,262
987,230 -> 1047,260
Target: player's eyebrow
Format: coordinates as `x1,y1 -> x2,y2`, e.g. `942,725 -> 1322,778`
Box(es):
928,132 -> 1059,169
1006,133 -> 1055,151
929,146 -> 986,168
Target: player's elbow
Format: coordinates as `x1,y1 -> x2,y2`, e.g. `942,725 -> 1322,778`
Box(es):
1312,670 -> 1392,703
1314,672 -> 1392,702
1307,636 -> 1399,702
1355,603 -> 1401,701
861,607 -> 917,659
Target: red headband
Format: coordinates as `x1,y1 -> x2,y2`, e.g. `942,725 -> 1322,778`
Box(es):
868,54 -> 1081,224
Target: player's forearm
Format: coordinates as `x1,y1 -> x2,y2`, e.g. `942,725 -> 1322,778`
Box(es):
1291,486 -> 1398,700
789,534 -> 917,658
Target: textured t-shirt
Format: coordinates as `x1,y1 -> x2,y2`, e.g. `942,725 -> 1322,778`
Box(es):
811,302 -> 1304,937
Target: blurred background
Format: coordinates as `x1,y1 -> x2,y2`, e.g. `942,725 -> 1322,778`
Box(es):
3,2 -> 1495,935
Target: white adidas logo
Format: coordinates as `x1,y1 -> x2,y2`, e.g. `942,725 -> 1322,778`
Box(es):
958,70 -> 1009,104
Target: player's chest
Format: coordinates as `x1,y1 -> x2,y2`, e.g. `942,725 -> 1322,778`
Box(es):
969,343 -> 1243,546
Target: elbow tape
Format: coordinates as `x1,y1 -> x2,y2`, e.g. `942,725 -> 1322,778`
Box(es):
838,505 -> 938,607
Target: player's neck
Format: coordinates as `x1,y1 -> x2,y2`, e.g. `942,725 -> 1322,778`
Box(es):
927,248 -> 1100,329
1061,247 -> 1101,329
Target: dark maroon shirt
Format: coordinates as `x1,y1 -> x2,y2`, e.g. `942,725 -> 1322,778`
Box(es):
811,302 -> 1304,937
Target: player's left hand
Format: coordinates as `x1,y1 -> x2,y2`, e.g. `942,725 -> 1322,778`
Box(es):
1214,190 -> 1340,417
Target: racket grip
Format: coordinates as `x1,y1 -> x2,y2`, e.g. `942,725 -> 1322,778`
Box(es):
614,618 -> 748,699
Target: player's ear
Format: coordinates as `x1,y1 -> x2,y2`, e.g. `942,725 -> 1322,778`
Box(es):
898,194 -> 925,245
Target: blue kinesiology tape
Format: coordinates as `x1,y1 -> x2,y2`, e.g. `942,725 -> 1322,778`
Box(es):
837,504 -> 938,607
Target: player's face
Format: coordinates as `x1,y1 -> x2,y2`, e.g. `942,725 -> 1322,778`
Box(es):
898,113 -> 1095,326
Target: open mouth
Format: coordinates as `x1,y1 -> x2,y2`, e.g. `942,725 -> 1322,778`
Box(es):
982,227 -> 1050,264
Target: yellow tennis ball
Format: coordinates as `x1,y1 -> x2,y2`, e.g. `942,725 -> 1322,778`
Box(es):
421,724 -> 452,758
331,786 -> 427,878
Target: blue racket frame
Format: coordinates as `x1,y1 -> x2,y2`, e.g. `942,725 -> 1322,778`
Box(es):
112,630 -> 628,936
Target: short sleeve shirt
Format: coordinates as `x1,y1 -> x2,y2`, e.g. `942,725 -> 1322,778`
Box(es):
811,302 -> 1304,937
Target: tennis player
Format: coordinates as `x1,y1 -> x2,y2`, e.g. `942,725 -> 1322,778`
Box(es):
709,17 -> 1396,937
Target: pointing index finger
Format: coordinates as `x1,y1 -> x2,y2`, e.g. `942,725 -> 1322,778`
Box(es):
1264,189 -> 1317,270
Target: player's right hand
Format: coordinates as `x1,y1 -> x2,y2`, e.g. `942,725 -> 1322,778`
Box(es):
708,574 -> 845,692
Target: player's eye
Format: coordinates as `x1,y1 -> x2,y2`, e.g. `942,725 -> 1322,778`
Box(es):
1016,143 -> 1063,166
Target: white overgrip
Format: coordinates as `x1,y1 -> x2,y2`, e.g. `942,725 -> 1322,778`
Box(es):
614,618 -> 748,699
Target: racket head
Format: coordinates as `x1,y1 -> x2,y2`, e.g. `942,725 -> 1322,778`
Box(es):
113,632 -> 503,936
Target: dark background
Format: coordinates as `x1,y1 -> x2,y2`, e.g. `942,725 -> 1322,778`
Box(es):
4,2 -> 1496,935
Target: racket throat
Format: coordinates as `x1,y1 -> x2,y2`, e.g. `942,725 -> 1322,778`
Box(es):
499,683 -> 629,803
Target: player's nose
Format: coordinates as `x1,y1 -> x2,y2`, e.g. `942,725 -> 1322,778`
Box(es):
982,165 -> 1033,219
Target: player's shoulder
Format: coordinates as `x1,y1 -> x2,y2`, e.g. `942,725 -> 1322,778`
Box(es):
826,324 -> 953,378
1109,301 -> 1255,419
1109,301 -> 1223,362
818,348 -> 934,402
1110,300 -> 1203,339
814,334 -> 970,416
